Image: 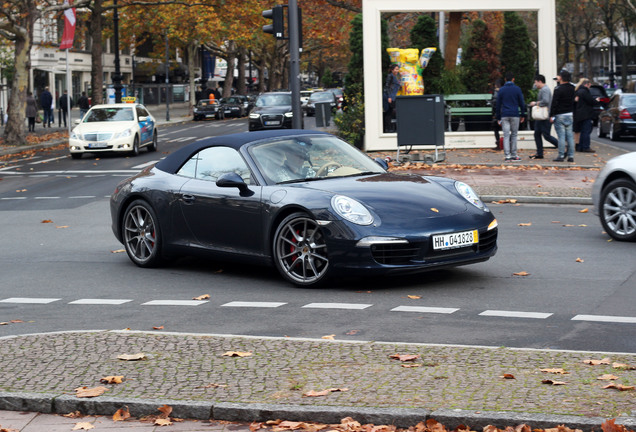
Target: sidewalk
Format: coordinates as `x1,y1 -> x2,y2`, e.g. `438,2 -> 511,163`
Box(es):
0,330 -> 635,431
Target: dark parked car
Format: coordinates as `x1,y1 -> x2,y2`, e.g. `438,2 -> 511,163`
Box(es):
592,151 -> 636,241
193,99 -> 220,121
327,88 -> 344,109
110,130 -> 498,287
248,92 -> 302,131
597,93 -> 636,141
218,96 -> 246,118
589,84 -> 610,126
306,91 -> 337,116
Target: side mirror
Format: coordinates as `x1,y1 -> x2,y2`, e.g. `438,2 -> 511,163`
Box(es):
216,172 -> 251,195
374,157 -> 389,170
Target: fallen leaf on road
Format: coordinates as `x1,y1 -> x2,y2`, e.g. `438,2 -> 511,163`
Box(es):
583,357 -> 611,365
541,368 -> 569,374
513,271 -> 530,276
322,334 -> 336,340
576,257 -> 584,263
579,208 -> 589,213
389,354 -> 420,362
100,376 -> 124,384
222,351 -> 252,357
41,219 -> 53,223
153,325 -> 164,330
541,379 -> 567,385
72,422 -> 95,430
111,249 -> 125,253
518,223 -> 532,226
407,295 -> 421,299
113,406 -> 131,421
597,374 -> 619,380
500,374 -> 515,379
193,294 -> 210,300
613,362 -> 636,370
603,383 -> 634,391
75,386 -> 108,398
117,353 -> 146,361
157,404 -> 172,419
155,418 -> 172,426
402,364 -> 422,368
302,388 -> 348,397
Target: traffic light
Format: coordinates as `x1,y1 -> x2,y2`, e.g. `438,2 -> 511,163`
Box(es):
262,5 -> 284,39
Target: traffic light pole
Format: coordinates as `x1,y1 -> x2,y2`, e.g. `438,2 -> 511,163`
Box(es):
288,0 -> 302,129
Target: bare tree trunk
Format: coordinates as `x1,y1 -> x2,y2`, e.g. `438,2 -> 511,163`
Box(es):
89,0 -> 104,105
445,12 -> 462,71
187,42 -> 198,115
3,13 -> 34,145
236,47 -> 246,95
222,41 -> 236,97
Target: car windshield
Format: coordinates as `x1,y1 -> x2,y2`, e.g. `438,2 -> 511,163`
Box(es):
249,135 -> 385,185
84,107 -> 134,122
256,94 -> 292,107
310,92 -> 334,102
621,94 -> 636,105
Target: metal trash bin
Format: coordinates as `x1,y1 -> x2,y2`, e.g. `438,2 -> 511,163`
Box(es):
396,94 -> 446,162
315,102 -> 332,127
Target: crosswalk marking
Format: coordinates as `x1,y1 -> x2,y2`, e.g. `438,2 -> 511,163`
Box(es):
302,303 -> 372,310
69,299 -> 133,305
572,314 -> 636,324
479,310 -> 553,319
141,300 -> 209,306
391,306 -> 459,314
221,301 -> 287,308
0,297 -> 60,304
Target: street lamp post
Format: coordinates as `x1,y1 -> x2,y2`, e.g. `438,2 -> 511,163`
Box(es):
113,0 -> 123,103
165,32 -> 170,121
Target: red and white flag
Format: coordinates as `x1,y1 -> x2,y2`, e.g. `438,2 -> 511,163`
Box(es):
59,0 -> 76,50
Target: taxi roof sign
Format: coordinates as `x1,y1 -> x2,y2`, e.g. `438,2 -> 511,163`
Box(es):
122,96 -> 136,103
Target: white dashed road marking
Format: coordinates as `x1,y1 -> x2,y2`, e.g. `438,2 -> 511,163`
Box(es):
221,301 -> 287,308
302,303 -> 372,310
0,297 -> 61,304
391,306 -> 459,314
68,299 -> 133,305
479,310 -> 553,319
572,314 -> 636,324
141,300 -> 209,306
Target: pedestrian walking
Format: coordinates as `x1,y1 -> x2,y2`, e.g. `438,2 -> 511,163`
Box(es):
39,86 -> 53,127
574,78 -> 598,153
528,74 -> 559,159
496,71 -> 526,161
78,91 -> 90,119
382,63 -> 401,133
26,91 -> 38,132
491,78 -> 503,148
59,90 -> 73,127
549,69 -> 575,162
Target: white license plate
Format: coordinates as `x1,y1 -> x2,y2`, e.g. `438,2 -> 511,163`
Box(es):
265,121 -> 281,126
432,230 -> 478,250
87,142 -> 108,149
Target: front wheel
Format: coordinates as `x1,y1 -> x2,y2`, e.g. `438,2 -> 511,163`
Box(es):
272,212 -> 330,287
130,135 -> 140,156
147,131 -> 158,152
122,200 -> 166,266
600,179 -> 636,242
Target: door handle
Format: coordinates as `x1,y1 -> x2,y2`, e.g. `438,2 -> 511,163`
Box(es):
181,194 -> 195,204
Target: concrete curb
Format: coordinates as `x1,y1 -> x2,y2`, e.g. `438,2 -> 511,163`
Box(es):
0,392 -> 634,430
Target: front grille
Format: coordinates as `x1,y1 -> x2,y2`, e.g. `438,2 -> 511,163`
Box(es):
262,114 -> 283,122
83,132 -> 114,142
371,243 -> 421,265
478,227 -> 498,252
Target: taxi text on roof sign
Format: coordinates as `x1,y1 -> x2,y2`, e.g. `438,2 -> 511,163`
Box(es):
122,96 -> 136,103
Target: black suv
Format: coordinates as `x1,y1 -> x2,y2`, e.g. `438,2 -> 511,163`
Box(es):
248,92 -> 303,131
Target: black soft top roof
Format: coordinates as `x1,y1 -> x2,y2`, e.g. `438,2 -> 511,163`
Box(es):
154,129 -> 330,174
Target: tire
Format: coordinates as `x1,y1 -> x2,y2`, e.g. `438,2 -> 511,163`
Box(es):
597,122 -> 606,138
130,135 -> 140,156
70,153 -> 82,159
147,131 -> 158,152
609,125 -> 620,141
272,212 -> 330,287
122,200 -> 166,267
599,179 -> 636,242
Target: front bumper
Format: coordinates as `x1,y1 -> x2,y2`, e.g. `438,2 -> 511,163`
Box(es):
69,136 -> 136,154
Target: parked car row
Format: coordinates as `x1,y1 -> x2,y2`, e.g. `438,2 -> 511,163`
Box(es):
597,92 -> 636,141
193,95 -> 255,121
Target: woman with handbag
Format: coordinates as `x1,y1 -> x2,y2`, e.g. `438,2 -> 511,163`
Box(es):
528,74 -> 558,159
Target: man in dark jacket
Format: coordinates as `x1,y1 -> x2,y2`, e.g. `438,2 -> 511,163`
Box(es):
39,87 -> 53,127
574,79 -> 597,153
496,71 -> 526,161
549,70 -> 575,162
59,90 -> 73,127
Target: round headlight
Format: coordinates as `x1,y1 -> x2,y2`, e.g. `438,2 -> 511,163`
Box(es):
331,195 -> 373,225
455,181 -> 486,211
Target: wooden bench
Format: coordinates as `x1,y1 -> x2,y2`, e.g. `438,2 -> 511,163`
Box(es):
445,93 -> 493,131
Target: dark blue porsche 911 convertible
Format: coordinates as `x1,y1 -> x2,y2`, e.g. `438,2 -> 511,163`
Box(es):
110,130 -> 498,287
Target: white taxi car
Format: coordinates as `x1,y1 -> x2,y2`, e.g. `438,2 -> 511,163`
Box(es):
69,103 -> 157,159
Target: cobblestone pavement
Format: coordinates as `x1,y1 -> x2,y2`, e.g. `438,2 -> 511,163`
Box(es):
0,331 -> 635,431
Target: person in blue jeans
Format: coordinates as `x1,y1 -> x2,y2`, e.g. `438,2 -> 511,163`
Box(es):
496,71 -> 526,161
528,74 -> 559,159
549,70 -> 575,162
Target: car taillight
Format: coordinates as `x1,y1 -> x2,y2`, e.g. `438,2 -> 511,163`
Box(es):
599,97 -> 610,104
619,109 -> 631,119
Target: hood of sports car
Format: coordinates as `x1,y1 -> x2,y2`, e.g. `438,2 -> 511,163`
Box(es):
300,172 -> 470,221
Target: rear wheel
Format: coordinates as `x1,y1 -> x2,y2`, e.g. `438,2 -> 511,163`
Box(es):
122,200 -> 166,267
272,212 -> 330,287
600,179 -> 636,242
609,125 -> 620,141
